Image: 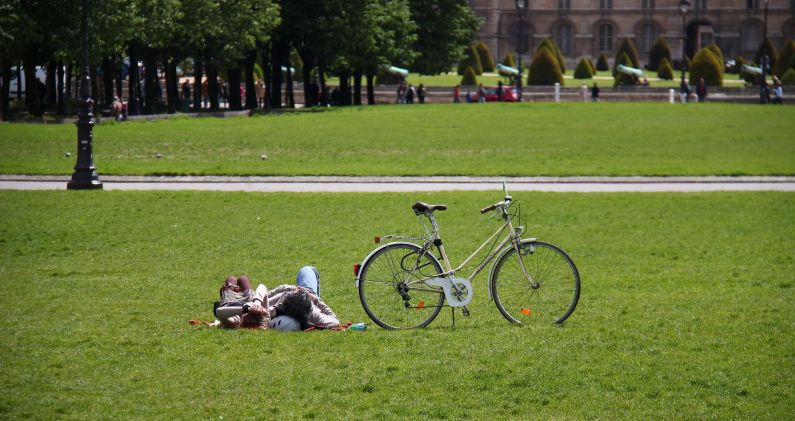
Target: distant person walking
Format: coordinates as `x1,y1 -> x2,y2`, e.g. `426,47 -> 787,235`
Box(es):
695,78 -> 707,103
417,84 -> 425,104
453,85 -> 461,103
772,79 -> 783,104
255,80 -> 266,108
679,77 -> 691,103
497,81 -> 504,102
591,83 -> 600,102
477,84 -> 486,103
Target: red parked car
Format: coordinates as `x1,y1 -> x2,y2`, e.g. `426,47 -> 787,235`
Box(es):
470,85 -> 518,102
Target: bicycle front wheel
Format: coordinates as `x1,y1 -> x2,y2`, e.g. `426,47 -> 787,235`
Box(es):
490,241 -> 580,325
358,242 -> 445,329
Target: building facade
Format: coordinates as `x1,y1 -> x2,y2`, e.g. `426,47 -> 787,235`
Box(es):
469,0 -> 795,67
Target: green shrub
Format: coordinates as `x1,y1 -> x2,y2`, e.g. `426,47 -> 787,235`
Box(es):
374,71 -> 401,85
613,52 -> 638,86
253,63 -> 264,81
648,37 -> 672,71
573,58 -> 593,79
781,68 -> 795,86
502,53 -> 516,69
705,43 -> 725,78
689,47 -> 723,86
731,55 -> 746,74
587,58 -> 596,74
457,44 -> 483,75
527,48 -> 564,86
773,40 -> 795,77
613,38 -> 641,75
475,41 -> 496,72
657,57 -> 674,80
535,38 -> 566,74
461,66 -> 478,86
754,38 -> 778,70
596,53 -> 609,71
290,50 -> 303,78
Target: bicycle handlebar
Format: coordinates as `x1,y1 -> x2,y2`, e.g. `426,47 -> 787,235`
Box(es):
480,198 -> 512,214
480,204 -> 497,214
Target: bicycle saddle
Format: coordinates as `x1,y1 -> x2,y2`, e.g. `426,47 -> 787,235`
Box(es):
412,202 -> 447,215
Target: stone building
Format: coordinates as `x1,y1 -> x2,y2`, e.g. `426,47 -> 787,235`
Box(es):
469,0 -> 795,68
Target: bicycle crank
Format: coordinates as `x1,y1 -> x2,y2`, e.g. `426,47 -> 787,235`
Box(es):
426,276 -> 473,307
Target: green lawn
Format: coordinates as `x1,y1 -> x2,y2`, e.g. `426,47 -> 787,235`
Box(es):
0,190 -> 793,418
1,103 -> 794,176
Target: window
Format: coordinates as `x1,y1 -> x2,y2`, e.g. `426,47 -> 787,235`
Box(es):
746,0 -> 759,9
599,24 -> 614,52
740,22 -> 762,52
556,24 -> 573,54
639,24 -> 658,53
642,0 -> 655,9
558,0 -> 570,11
600,0 -> 613,9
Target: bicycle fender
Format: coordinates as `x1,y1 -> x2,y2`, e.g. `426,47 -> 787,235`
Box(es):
427,277 -> 473,307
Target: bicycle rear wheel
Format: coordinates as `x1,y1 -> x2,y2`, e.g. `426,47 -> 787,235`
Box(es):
358,242 -> 445,329
490,241 -> 580,325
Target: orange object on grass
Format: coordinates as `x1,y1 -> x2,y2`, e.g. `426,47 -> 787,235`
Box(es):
520,308 -> 532,316
417,300 -> 426,310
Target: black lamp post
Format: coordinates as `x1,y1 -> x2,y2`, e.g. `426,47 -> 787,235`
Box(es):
760,0 -> 769,104
678,0 -> 690,83
515,0 -> 527,102
67,0 -> 102,190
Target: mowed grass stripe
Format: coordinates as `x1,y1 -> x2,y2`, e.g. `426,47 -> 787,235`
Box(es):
1,102 -> 793,176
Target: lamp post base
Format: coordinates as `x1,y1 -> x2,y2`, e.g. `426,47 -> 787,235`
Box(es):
67,171 -> 103,190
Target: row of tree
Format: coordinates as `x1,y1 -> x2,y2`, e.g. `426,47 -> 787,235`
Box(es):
0,0 -> 481,120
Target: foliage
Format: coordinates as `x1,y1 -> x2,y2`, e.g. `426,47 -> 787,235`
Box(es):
475,41 -> 495,72
587,58 -> 596,75
457,43 -> 483,75
535,38 -> 566,74
526,48 -> 564,86
460,66 -> 478,86
781,68 -> 795,86
773,40 -> 795,77
754,37 -> 778,70
689,47 -> 723,86
1,190 -> 794,419
573,58 -> 593,79
705,43 -> 725,78
613,52 -> 638,87
731,55 -> 746,74
613,38 -> 641,76
596,53 -> 609,71
657,58 -> 674,80
647,37 -> 672,71
408,0 -> 481,75
502,52 -> 516,68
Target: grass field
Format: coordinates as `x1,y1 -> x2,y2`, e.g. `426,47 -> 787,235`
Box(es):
1,103 -> 794,177
1,190 -> 793,419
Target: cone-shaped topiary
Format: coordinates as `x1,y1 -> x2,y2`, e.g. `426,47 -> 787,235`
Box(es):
647,37 -> 672,71
705,43 -> 725,78
587,58 -> 596,74
731,55 -> 746,74
503,53 -> 516,68
754,38 -> 778,71
613,52 -> 638,86
461,66 -> 479,86
574,58 -> 594,79
657,57 -> 674,80
689,47 -> 723,86
527,48 -> 565,86
773,40 -> 795,77
536,38 -> 566,74
781,68 -> 795,85
596,53 -> 609,71
613,38 -> 641,75
475,41 -> 496,72
457,44 -> 483,75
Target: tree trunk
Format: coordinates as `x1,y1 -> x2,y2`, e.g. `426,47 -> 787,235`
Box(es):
193,54 -> 203,112
339,68 -> 350,106
1,63 -> 11,121
128,43 -> 141,115
366,73 -> 375,105
244,51 -> 257,109
259,43 -> 271,110
353,69 -> 362,106
23,56 -> 43,116
16,64 -> 23,100
46,61 -> 57,110
269,39 -> 286,109
65,62 -> 73,100
228,64 -> 242,111
165,52 -> 177,114
143,50 -> 157,114
207,61 -> 219,111
300,52 -> 314,107
115,59 -> 123,99
318,63 -> 327,106
102,57 -> 114,109
57,61 -> 66,115
285,56 -> 294,108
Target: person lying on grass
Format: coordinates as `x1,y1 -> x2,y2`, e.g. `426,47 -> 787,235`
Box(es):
214,266 -> 340,331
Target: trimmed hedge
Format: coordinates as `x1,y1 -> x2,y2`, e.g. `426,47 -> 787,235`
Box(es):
689,47 -> 723,86
461,66 -> 478,86
705,43 -> 724,78
596,53 -> 609,71
613,38 -> 641,75
587,58 -> 596,74
773,40 -> 795,77
457,44 -> 483,75
502,53 -> 516,68
613,52 -> 638,86
755,38 -> 778,70
648,37 -> 672,71
781,68 -> 795,86
657,57 -> 674,80
527,48 -> 564,86
475,41 -> 496,72
536,38 -> 566,74
574,58 -> 593,79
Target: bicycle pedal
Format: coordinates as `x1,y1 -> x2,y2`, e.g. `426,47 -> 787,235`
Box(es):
462,307 -> 470,317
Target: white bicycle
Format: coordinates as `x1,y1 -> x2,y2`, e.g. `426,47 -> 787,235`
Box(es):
355,185 -> 580,329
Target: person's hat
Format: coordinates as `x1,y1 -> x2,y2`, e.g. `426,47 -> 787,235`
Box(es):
269,315 -> 302,332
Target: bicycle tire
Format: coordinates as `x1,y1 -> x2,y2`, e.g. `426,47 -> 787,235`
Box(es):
490,240 -> 580,325
358,242 -> 445,329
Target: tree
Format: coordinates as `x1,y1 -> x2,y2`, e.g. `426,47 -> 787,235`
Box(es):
773,40 -> 795,78
475,41 -> 495,72
647,37 -> 672,71
613,38 -> 640,76
689,47 -> 723,86
613,52 -> 637,87
502,52 -> 516,68
573,58 -> 593,79
527,48 -> 564,86
408,0 -> 481,75
596,53 -> 609,71
457,43 -> 482,75
535,38 -> 565,74
657,57 -> 674,80
705,42 -> 725,79
461,66 -> 478,86
754,37 -> 778,71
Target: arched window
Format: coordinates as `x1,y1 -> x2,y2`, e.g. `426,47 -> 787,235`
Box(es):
600,0 -> 612,9
558,0 -> 571,11
639,24 -> 658,54
740,21 -> 763,52
642,0 -> 656,9
555,24 -> 573,55
598,24 -> 613,52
